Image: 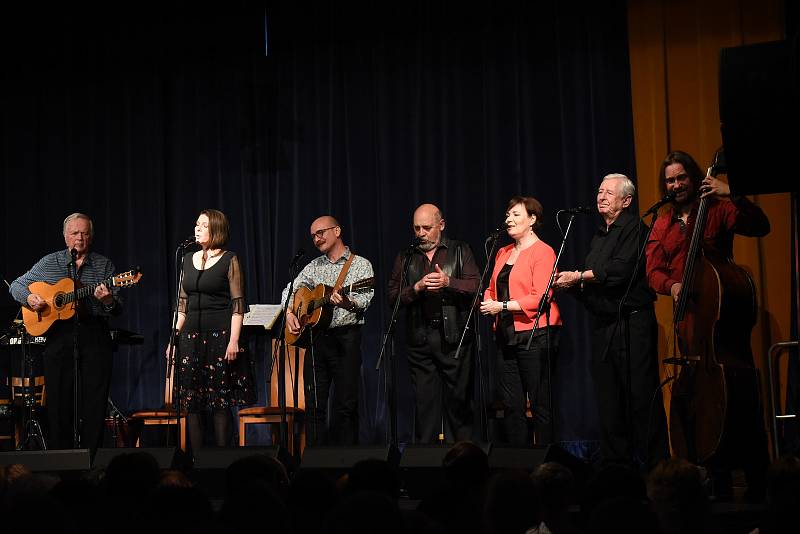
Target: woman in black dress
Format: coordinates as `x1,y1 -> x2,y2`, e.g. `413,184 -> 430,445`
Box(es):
166,209 -> 255,448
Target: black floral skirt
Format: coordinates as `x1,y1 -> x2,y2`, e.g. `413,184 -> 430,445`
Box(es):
175,329 -> 257,412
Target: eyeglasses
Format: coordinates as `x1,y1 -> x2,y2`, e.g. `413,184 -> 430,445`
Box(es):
311,226 -> 338,239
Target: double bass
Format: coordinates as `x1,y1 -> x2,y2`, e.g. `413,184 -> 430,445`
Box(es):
668,153 -> 764,466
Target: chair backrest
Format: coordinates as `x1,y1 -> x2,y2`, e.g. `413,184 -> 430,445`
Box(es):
270,341 -> 305,410
164,357 -> 176,409
11,376 -> 46,406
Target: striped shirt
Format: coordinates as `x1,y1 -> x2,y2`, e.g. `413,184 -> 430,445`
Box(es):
281,247 -> 374,328
9,248 -> 122,318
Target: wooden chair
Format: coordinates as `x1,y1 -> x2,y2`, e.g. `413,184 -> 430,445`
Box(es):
4,376 -> 47,448
0,398 -> 15,448
238,341 -> 305,454
128,361 -> 187,451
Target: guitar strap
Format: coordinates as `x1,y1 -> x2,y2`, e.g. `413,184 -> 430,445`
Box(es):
333,251 -> 356,292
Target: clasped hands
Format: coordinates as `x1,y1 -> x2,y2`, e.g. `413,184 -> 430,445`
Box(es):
553,271 -> 582,290
413,264 -> 450,293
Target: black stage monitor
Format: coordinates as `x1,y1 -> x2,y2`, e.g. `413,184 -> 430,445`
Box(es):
720,37 -> 799,196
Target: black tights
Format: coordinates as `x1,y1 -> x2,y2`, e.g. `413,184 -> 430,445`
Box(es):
187,409 -> 232,449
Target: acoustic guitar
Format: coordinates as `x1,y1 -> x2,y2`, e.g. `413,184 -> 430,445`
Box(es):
21,269 -> 143,336
285,277 -> 374,346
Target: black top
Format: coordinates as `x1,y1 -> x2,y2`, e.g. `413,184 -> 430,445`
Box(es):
496,263 -> 518,345
179,251 -> 245,332
580,209 -> 655,321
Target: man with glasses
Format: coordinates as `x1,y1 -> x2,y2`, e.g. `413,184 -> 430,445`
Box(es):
283,215 -> 374,445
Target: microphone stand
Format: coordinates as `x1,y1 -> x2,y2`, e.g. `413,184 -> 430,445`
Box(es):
453,227 -> 504,443
377,245 -> 415,450
17,322 -> 47,450
167,242 -> 190,449
70,248 -> 82,449
521,211 -> 577,445
600,208 -> 660,465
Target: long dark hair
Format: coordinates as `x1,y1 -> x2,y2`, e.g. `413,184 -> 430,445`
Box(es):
658,151 -> 703,197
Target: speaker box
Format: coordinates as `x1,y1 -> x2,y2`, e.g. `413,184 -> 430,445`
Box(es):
190,446 -> 287,497
92,447 -> 180,469
300,446 -> 395,468
0,449 -> 91,472
398,444 -> 453,500
720,38 -> 799,195
490,443 -> 588,467
489,444 -> 592,494
192,445 -> 284,470
488,446 -> 549,471
299,446 -> 397,482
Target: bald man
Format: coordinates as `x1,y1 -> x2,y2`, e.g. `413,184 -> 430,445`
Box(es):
387,204 -> 480,443
282,215 -> 374,445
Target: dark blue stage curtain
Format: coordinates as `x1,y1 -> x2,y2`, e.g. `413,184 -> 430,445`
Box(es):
0,1 -> 637,458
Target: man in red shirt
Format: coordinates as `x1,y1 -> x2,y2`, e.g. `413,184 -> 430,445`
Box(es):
646,150 -> 770,301
645,150 -> 770,501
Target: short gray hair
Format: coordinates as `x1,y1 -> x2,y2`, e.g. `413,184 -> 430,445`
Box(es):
63,213 -> 93,237
602,173 -> 635,198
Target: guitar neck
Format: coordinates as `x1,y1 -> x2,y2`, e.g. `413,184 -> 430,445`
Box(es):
315,280 -> 373,309
63,276 -> 115,304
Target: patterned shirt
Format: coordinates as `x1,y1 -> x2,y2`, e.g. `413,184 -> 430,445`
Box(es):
9,248 -> 123,318
281,247 -> 374,328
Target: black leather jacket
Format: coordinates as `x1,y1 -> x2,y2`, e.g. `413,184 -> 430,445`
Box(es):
388,237 -> 480,346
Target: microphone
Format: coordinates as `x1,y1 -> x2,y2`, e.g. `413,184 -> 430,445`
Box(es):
487,222 -> 509,241
406,236 -> 422,253
642,191 -> 677,217
70,248 -> 78,257
179,236 -> 197,248
561,206 -> 593,215
290,248 -> 306,267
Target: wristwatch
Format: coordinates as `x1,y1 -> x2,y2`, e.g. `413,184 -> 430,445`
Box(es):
502,301 -> 508,311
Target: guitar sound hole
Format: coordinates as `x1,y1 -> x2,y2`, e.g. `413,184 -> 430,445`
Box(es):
54,295 -> 63,307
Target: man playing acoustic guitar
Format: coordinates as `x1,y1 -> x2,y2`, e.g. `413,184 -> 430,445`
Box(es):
282,215 -> 374,446
10,212 -> 123,451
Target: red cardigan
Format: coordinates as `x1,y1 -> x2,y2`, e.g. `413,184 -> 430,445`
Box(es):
484,241 -> 562,331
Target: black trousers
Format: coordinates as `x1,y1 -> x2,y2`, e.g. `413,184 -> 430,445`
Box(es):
406,326 -> 473,444
43,319 -> 113,451
304,325 -> 362,446
591,307 -> 668,470
498,328 -> 559,446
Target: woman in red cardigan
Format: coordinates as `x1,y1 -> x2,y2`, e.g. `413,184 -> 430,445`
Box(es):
480,196 -> 562,446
